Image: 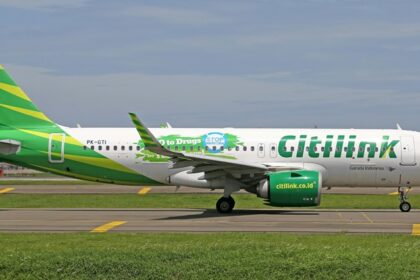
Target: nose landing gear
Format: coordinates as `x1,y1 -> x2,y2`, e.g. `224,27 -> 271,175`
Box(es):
398,187 -> 412,212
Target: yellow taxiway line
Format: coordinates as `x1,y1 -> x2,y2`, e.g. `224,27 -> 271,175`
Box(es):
0,188 -> 15,194
138,187 -> 152,195
361,212 -> 374,224
412,224 -> 420,236
91,221 -> 127,233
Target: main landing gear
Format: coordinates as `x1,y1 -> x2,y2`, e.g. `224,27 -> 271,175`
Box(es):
216,196 -> 235,214
398,187 -> 412,212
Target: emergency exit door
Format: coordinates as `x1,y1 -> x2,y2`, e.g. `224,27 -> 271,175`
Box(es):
48,133 -> 65,163
400,136 -> 416,166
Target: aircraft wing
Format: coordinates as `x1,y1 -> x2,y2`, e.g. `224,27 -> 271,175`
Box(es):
129,113 -> 271,187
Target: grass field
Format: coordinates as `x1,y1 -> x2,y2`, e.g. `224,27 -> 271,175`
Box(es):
0,233 -> 418,280
0,180 -> 98,185
0,193 -> 419,209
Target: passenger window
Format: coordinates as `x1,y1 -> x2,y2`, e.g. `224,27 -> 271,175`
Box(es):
98,146 -> 102,151
121,146 -> 125,151
236,146 -> 240,151
306,147 -> 309,152
213,146 -> 217,151
175,146 -> 179,151
344,147 -> 348,152
190,146 -> 194,152
197,146 -> 201,151
251,146 -> 255,152
321,147 -> 325,152
137,146 -> 141,151
228,147 -> 232,151
114,146 -> 118,151
291,147 -> 294,152
129,146 -> 133,151
106,146 -> 110,151
205,146 -> 209,151
220,146 -> 225,151
91,146 -> 95,150
182,146 -> 186,151
259,146 -> 264,152
273,146 -> 277,151
83,146 -> 87,150
243,146 -> 247,152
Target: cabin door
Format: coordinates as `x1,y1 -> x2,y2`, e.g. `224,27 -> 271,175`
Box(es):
400,136 -> 416,166
48,133 -> 65,163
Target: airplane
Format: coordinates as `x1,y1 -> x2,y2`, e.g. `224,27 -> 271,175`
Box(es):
0,64 -> 417,213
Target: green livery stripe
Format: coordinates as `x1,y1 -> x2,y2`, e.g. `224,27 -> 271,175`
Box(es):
19,129 -> 84,147
31,164 -> 114,183
0,83 -> 31,102
29,164 -> 157,186
46,152 -> 139,175
0,104 -> 52,123
0,67 -> 17,86
0,67 -> 54,128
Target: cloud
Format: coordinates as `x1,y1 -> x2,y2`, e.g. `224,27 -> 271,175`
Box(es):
3,64 -> 417,129
0,0 -> 90,10
119,5 -> 229,25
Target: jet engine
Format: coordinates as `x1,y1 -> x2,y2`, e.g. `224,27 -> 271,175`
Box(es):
257,170 -> 322,207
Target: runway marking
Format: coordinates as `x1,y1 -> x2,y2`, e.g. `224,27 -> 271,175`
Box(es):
0,188 -> 15,194
412,224 -> 420,236
361,212 -> 374,224
138,187 -> 151,195
91,221 -> 127,233
336,211 -> 345,221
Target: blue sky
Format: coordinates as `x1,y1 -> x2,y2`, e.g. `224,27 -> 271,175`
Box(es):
1,0 -> 420,129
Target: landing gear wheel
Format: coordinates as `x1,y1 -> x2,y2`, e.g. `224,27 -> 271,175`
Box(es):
398,187 -> 412,212
400,202 -> 411,213
216,196 -> 235,214
227,196 -> 235,209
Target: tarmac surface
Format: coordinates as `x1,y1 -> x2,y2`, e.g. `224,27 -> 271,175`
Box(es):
3,185 -> 420,195
1,182 -> 419,234
0,208 -> 419,234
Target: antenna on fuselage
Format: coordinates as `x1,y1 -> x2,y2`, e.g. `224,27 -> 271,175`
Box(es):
396,123 -> 402,130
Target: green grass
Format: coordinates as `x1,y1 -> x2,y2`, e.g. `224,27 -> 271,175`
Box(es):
0,180 -> 98,185
0,193 -> 419,209
0,233 -> 418,280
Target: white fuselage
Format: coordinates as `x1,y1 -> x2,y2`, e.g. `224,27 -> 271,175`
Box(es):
63,127 -> 420,189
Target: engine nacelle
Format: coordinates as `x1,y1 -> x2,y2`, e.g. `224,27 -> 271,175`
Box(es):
257,170 -> 322,207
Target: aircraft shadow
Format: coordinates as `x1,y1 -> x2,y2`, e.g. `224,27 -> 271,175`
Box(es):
157,209 -> 319,220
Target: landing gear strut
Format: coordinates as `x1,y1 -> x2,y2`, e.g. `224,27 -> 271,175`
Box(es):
398,187 -> 412,212
216,196 -> 235,214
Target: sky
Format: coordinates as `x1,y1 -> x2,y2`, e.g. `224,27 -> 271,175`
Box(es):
1,0 -> 420,129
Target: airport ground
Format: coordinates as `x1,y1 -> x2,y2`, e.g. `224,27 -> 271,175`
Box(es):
0,180 -> 419,279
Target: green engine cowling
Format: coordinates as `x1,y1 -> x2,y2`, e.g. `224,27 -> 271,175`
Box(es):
257,170 -> 322,207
